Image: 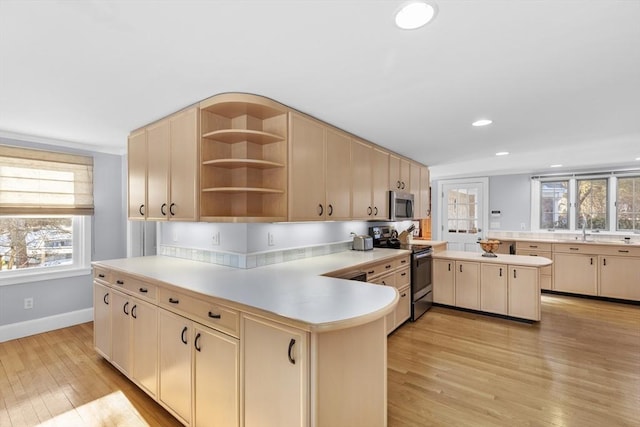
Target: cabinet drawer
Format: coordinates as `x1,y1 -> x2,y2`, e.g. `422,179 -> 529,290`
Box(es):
369,271 -> 395,287
516,241 -> 552,252
93,267 -> 111,284
395,267 -> 411,289
553,243 -> 595,254
111,272 -> 157,302
365,258 -> 399,278
517,250 -> 552,275
597,245 -> 640,257
158,288 -> 239,338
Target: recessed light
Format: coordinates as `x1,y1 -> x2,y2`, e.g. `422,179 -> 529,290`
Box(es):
395,1 -> 437,30
550,164 -> 563,168
472,119 -> 493,127
495,151 -> 509,156
636,157 -> 640,161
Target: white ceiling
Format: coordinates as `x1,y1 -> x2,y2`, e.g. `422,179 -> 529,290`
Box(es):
1,0 -> 639,179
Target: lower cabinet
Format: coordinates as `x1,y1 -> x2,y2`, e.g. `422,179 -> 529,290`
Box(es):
111,290 -> 132,375
480,264 -> 508,315
433,259 -> 455,305
242,314 -> 308,427
599,255 -> 640,300
455,261 -> 480,310
553,252 -> 598,295
131,299 -> 158,398
93,282 -> 111,359
507,266 -> 539,320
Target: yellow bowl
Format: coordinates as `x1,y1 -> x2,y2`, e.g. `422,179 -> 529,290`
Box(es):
479,239 -> 501,253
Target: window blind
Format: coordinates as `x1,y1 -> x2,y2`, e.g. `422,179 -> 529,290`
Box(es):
0,145 -> 94,215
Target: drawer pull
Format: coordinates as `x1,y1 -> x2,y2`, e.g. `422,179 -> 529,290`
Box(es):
401,272 -> 407,276
194,333 -> 202,352
569,247 -> 579,251
382,281 -> 388,286
116,280 -> 124,285
618,250 -> 629,253
288,339 -> 296,365
98,273 -> 105,278
401,259 -> 407,264
385,264 -> 391,269
169,297 -> 180,304
139,287 -> 148,293
181,326 -> 188,344
401,292 -> 407,297
208,311 -> 221,319
529,245 -> 538,248
529,254 -> 538,256
368,270 -> 375,275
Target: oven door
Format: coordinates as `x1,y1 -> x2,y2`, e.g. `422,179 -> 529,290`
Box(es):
411,251 -> 433,321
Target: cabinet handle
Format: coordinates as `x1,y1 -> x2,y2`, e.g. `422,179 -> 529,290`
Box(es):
103,293 -> 109,305
569,247 -> 579,251
618,250 -> 629,253
385,264 -> 392,269
139,287 -> 148,293
318,204 -> 324,216
288,338 -> 296,365
401,259 -> 407,264
513,269 -> 517,279
181,326 -> 188,345
499,268 -> 502,277
169,297 -> 179,304
208,311 -> 221,319
123,301 -> 129,315
401,292 -> 407,297
397,180 -> 401,189
131,304 -> 137,319
401,182 -> 405,190
529,254 -> 538,256
116,280 -> 124,285
382,281 -> 388,286
194,333 -> 202,352
139,204 -> 145,216
459,264 -> 463,273
367,206 -> 372,215
374,206 -> 378,216
529,245 -> 538,248
590,257 -> 593,265
98,273 -> 105,278
603,258 -> 607,266
169,203 -> 175,216
368,270 -> 375,274
328,204 -> 333,216
401,272 -> 407,276
448,263 -> 451,271
161,203 -> 167,216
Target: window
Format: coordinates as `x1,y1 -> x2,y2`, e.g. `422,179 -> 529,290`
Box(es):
540,180 -> 568,229
577,178 -> 608,230
617,176 -> 640,231
0,144 -> 93,279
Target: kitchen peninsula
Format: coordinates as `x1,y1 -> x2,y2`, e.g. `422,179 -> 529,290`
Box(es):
93,248 -> 409,427
432,251 -> 552,321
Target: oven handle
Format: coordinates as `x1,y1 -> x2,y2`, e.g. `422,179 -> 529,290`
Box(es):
414,251 -> 433,260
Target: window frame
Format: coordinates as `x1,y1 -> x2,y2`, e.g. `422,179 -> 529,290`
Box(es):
616,175 -> 640,232
0,215 -> 91,286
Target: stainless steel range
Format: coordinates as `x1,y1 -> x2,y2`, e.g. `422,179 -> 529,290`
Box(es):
369,226 -> 433,321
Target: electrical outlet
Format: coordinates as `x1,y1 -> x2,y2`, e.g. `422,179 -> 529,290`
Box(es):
24,297 -> 34,310
212,231 -> 220,246
268,232 -> 275,246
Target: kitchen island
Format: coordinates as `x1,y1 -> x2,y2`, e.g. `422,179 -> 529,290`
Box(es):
432,250 -> 552,321
93,249 -> 408,427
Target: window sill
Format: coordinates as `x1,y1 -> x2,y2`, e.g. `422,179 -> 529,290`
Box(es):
0,266 -> 92,286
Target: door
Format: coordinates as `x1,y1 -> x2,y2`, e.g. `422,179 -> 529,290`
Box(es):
455,261 -> 480,309
371,148 -> 389,219
480,264 -> 508,315
110,290 -> 131,375
93,282 -> 112,359
169,107 -> 199,221
441,180 -> 486,251
128,129 -> 147,219
131,299 -> 158,398
146,119 -> 171,220
508,266 -> 540,320
433,259 -> 455,305
325,128 -> 351,220
351,139 -> 373,219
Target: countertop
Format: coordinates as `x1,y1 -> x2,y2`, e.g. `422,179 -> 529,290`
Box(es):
94,248 -> 410,333
433,250 -> 553,267
487,236 -> 640,247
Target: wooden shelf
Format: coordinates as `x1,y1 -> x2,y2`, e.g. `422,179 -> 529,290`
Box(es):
202,129 -> 284,144
202,159 -> 284,169
202,187 -> 284,194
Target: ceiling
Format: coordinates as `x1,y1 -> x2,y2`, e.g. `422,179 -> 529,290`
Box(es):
1,0 -> 639,179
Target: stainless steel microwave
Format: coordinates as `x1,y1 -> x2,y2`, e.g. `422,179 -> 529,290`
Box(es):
389,191 -> 414,220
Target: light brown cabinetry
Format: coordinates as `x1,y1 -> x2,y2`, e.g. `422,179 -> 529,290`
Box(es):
110,289 -> 132,375
93,281 -> 111,359
433,259 -> 455,305
242,314 -> 308,427
351,138 -> 375,219
200,94 -> 288,221
289,113 -> 351,220
516,241 -> 552,290
599,255 -> 640,300
364,255 -> 411,334
372,147 -> 390,220
389,154 -> 410,192
508,266 -> 540,320
455,261 -> 481,310
553,244 -> 598,295
146,119 -> 171,220
418,165 -> 430,219
127,129 -> 147,219
130,298 -> 158,398
480,264 -> 508,315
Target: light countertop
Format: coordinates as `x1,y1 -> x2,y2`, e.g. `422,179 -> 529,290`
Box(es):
94,248 -> 409,332
433,250 -> 553,267
487,236 -> 640,247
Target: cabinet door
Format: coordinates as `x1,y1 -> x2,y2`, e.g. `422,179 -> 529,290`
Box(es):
409,162 -> 420,202
396,284 -> 411,327
351,139 -> 373,219
128,129 -> 147,219
599,256 -> 640,300
433,259 -> 455,305
194,325 -> 240,427
289,113 -> 326,221
110,290 -> 131,375
159,310 -> 192,425
400,158 -> 411,192
455,261 -> 480,309
508,266 -> 540,320
480,264 -> 508,315
325,128 -> 351,220
131,299 -> 158,398
169,107 -> 199,221
93,282 -> 112,359
146,119 -> 171,220
243,315 -> 308,427
371,148 -> 389,219
419,166 -> 430,219
553,253 -> 597,295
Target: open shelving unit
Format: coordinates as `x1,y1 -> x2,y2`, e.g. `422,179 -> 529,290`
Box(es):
199,93 -> 288,222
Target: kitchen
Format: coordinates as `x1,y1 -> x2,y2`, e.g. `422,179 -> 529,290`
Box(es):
1,1 -> 639,426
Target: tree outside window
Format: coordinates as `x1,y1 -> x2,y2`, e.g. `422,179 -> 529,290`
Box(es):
540,180 -> 568,229
617,176 -> 640,231
577,178 -> 608,230
0,217 -> 73,271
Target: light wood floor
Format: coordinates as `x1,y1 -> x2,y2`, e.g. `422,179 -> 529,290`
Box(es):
0,294 -> 638,426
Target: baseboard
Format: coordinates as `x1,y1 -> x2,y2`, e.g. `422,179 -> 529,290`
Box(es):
0,308 -> 94,343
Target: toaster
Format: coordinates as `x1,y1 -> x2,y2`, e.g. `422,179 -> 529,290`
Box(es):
352,234 -> 373,251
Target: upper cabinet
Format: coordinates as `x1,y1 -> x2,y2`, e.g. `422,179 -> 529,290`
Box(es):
127,92 -> 429,223
128,107 -> 199,221
418,165 -> 431,218
199,94 -> 288,222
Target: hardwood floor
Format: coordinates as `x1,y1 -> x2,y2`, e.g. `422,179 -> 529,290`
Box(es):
0,294 -> 638,426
